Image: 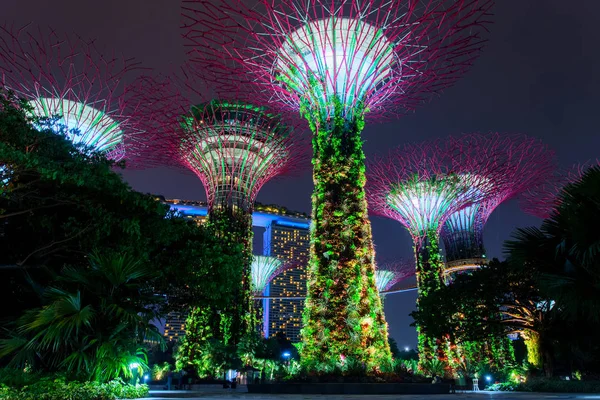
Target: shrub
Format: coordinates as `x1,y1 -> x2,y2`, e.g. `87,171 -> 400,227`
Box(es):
0,371 -> 149,400
487,377 -> 600,393
520,377 -> 600,393
487,381 -> 519,391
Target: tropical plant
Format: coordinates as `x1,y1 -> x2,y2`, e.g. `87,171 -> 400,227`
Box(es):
0,252 -> 161,382
505,165 -> 600,375
151,362 -> 171,382
420,358 -> 448,378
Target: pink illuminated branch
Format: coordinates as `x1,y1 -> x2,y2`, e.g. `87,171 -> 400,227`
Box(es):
519,161 -> 595,219
375,259 -> 415,293
0,24 -> 143,161
441,133 -> 556,262
181,0 -> 493,120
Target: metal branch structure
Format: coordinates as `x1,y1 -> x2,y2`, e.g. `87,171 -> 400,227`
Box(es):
368,138 -> 503,362
181,0 -> 493,370
441,133 -> 555,280
182,0 -> 493,121
133,71 -> 308,345
0,24 -> 142,161
519,163 -> 589,219
375,259 -> 414,294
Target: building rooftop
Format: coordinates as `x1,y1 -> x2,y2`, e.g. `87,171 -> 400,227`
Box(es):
163,198 -> 311,229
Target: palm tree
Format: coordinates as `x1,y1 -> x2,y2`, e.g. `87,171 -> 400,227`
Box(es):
506,165 -> 600,376
0,251 -> 163,381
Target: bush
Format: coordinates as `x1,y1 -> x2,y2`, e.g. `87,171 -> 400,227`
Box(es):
520,377 -> 600,393
0,371 -> 149,400
487,377 -> 600,393
487,381 -> 519,391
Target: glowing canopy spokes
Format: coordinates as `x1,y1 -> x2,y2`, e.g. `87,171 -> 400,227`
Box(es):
182,102 -> 297,209
130,73 -> 308,211
29,98 -> 123,154
375,260 -> 414,293
0,25 -> 141,161
276,17 -> 397,114
251,255 -> 293,295
368,139 -> 500,241
182,0 -> 493,120
439,133 -> 556,262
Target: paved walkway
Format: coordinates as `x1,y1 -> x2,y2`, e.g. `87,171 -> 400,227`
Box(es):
141,389 -> 600,400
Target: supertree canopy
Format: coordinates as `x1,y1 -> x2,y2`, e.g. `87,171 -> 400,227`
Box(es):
374,260 -> 414,294
133,72 -> 307,348
0,25 -> 141,161
251,255 -> 292,296
368,138 -> 502,363
441,133 -> 555,279
182,0 -> 493,370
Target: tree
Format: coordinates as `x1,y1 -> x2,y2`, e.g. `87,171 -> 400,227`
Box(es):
0,93 -> 243,323
506,165 -> 600,375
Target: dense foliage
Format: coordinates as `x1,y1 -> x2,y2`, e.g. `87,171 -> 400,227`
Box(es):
0,369 -> 148,400
300,97 -> 391,371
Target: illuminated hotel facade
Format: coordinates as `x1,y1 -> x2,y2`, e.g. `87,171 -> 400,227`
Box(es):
263,222 -> 309,342
162,198 -> 310,343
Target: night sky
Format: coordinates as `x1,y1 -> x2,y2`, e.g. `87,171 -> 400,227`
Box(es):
4,1 -> 600,349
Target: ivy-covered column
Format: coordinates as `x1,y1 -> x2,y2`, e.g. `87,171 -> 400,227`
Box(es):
414,230 -> 445,365
300,100 -> 391,371
207,205 -> 255,344
177,204 -> 255,373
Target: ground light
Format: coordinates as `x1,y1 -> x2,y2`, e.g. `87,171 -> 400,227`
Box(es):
182,0 -> 493,372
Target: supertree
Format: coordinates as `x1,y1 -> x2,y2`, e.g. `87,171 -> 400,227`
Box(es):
0,24 -> 141,161
368,138 -> 503,364
181,0 -> 493,370
440,133 -> 555,281
133,71 -> 307,349
375,260 -> 414,295
251,255 -> 295,335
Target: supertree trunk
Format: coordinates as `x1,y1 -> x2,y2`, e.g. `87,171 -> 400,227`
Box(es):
301,101 -> 391,371
414,229 -> 445,365
207,205 -> 255,345
177,205 -> 255,373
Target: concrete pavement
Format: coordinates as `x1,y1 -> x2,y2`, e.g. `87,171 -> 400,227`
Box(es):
141,388 -> 600,400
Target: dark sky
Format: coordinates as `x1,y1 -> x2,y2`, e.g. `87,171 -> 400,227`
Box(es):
4,1 -> 600,349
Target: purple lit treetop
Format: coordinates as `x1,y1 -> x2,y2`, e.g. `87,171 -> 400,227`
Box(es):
132,71 -> 309,212
182,0 -> 493,120
440,133 -> 555,276
368,139 -> 502,243
0,24 -> 142,161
